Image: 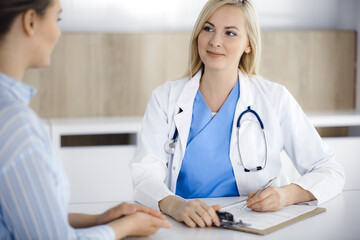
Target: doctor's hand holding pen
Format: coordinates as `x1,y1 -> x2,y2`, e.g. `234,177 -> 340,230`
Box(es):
246,184 -> 316,212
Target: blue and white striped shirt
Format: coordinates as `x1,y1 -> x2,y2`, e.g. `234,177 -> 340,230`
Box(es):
0,73 -> 115,239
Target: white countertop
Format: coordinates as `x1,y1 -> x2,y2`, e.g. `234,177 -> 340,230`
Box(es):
69,190 -> 360,240
306,109 -> 360,127
47,115 -> 143,135
44,110 -> 360,134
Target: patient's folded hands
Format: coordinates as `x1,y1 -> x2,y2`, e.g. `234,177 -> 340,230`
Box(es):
96,202 -> 165,225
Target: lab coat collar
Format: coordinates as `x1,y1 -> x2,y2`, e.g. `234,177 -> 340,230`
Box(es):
173,71 -> 201,159
175,70 -> 202,112
175,69 -> 253,111
237,69 -> 254,109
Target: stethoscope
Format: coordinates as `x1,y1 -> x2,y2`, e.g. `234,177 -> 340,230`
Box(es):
236,106 -> 267,172
164,106 -> 267,172
164,108 -> 182,155
164,128 -> 178,155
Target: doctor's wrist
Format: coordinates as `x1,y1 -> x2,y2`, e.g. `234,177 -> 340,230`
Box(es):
159,195 -> 185,217
281,184 -> 316,206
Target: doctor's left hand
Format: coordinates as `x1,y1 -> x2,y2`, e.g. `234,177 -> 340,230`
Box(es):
96,202 -> 165,225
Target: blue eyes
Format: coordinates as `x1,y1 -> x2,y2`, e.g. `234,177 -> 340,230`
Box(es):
226,31 -> 236,37
204,26 -> 213,32
203,26 -> 237,37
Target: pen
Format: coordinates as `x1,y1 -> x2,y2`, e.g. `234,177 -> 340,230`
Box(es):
240,177 -> 277,212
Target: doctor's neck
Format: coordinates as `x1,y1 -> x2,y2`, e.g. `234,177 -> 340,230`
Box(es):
200,67 -> 238,98
199,67 -> 238,112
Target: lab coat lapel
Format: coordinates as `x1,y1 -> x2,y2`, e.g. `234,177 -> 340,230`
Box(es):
174,71 -> 202,159
230,70 -> 254,173
235,69 -> 254,116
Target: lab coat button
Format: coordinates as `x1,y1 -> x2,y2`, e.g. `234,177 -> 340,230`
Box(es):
173,166 -> 176,170
237,162 -> 241,166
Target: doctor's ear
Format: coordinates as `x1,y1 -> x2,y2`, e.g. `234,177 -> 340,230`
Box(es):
245,45 -> 252,54
22,9 -> 37,37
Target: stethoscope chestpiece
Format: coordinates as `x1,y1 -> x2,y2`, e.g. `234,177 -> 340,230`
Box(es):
244,166 -> 263,172
164,139 -> 176,155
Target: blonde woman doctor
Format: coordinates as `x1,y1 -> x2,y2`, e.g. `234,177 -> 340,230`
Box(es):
131,0 -> 344,228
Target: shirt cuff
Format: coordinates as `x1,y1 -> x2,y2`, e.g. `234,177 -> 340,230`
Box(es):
74,224 -> 116,240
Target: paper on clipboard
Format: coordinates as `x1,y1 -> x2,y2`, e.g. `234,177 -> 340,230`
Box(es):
220,201 -> 326,234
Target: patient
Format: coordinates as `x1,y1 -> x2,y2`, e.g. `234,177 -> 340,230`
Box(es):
0,0 -> 171,239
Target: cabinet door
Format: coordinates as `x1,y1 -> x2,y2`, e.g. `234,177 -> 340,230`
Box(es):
323,137 -> 360,191
59,146 -> 135,204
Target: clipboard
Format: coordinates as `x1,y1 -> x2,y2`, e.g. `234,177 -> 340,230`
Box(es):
218,199 -> 326,235
224,207 -> 326,235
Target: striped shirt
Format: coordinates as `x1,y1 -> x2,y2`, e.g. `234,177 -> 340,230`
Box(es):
0,72 -> 115,239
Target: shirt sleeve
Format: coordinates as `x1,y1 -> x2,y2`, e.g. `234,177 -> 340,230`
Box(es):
278,87 -> 345,204
0,147 -> 115,240
131,87 -> 174,210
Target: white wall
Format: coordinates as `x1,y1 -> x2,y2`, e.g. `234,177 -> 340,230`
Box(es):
255,0 -> 358,30
59,0 -> 359,32
59,0 -> 207,32
58,0 -> 359,111
357,0 -> 360,111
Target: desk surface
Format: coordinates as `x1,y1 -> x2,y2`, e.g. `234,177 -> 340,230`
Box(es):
69,191 -> 359,240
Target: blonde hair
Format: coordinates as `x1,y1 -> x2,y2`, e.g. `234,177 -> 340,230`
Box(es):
184,0 -> 261,78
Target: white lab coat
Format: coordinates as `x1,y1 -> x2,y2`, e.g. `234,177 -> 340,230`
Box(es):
131,69 -> 345,210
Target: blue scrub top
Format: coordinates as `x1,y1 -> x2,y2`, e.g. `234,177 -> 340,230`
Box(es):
176,81 -> 240,198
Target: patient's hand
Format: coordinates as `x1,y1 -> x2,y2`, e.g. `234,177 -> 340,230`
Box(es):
108,212 -> 171,238
96,202 -> 165,225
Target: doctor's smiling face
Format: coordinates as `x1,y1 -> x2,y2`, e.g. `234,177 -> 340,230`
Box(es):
197,5 -> 251,73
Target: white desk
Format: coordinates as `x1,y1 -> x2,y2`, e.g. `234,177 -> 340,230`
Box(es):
69,190 -> 360,240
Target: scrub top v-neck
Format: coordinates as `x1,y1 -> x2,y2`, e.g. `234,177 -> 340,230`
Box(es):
176,81 -> 240,198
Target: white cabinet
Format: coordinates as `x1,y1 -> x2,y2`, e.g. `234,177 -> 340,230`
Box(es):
59,146 -> 135,203
323,137 -> 360,191
47,116 -> 142,204
44,111 -> 360,204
